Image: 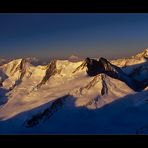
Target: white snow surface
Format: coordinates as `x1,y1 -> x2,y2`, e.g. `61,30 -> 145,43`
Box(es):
0,49 -> 148,134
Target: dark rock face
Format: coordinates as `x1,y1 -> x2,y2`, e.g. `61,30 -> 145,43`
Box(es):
86,57 -> 116,76
0,69 -> 8,87
84,75 -> 100,90
11,58 -> 28,79
101,75 -> 108,95
85,57 -> 148,92
85,57 -> 103,76
19,59 -> 28,80
36,60 -> 58,89
9,59 -> 29,91
24,95 -> 69,128
86,57 -> 119,78
72,60 -> 87,73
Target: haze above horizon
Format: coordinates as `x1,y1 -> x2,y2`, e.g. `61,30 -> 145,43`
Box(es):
0,13 -> 148,60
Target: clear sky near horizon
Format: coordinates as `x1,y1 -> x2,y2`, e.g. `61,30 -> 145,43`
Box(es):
0,13 -> 148,60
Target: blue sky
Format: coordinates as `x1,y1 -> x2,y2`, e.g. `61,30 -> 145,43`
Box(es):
0,13 -> 148,59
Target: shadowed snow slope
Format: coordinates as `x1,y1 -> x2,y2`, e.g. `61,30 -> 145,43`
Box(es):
0,48 -> 148,134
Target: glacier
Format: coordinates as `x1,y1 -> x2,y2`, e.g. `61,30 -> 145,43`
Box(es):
0,49 -> 148,134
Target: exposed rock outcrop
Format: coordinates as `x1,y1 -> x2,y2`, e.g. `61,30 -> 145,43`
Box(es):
72,60 -> 87,73
24,95 -> 69,127
83,75 -> 101,90
9,59 -> 31,90
101,74 -> 108,95
36,60 -> 61,89
85,57 -> 148,91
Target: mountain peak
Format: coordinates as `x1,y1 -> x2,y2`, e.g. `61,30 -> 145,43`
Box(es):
68,55 -> 81,62
69,55 -> 79,58
141,48 -> 148,56
132,48 -> 148,60
144,48 -> 148,56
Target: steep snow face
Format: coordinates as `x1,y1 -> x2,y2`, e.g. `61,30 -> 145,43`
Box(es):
56,60 -> 85,76
111,48 -> 148,68
71,73 -> 133,109
29,65 -> 47,81
1,59 -> 22,80
132,48 -> 148,60
1,59 -> 35,89
0,59 -> 23,89
111,58 -> 146,68
36,60 -> 58,89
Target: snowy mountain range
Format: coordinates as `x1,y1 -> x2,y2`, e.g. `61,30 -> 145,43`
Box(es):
0,48 -> 148,134
68,55 -> 82,62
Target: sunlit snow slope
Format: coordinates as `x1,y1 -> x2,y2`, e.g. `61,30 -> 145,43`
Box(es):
0,48 -> 148,134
